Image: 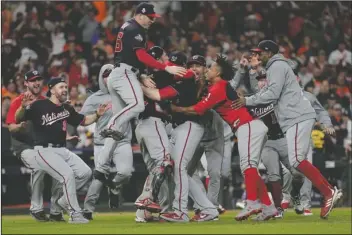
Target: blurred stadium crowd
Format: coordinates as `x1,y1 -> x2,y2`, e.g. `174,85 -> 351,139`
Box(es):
1,1 -> 351,205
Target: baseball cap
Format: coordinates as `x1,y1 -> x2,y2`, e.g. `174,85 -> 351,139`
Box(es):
187,55 -> 206,67
251,40 -> 279,54
24,70 -> 43,82
169,51 -> 187,66
46,77 -> 67,97
148,46 -> 164,60
328,93 -> 337,100
256,69 -> 267,80
135,2 -> 161,18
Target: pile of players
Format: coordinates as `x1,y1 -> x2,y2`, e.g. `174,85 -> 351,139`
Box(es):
7,2 -> 342,224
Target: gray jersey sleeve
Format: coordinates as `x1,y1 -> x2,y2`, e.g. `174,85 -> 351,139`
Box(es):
229,67 -> 246,90
304,91 -> 332,127
245,61 -> 286,106
80,95 -> 99,116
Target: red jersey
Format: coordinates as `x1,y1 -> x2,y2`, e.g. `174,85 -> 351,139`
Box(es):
6,93 -> 46,125
193,80 -> 254,130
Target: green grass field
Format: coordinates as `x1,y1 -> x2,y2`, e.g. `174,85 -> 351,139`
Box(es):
2,208 -> 351,234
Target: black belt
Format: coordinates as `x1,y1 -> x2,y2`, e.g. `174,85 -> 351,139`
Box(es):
115,63 -> 139,73
37,143 -> 66,148
268,133 -> 285,140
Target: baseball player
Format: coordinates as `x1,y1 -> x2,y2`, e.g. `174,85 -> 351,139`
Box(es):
232,40 -> 342,219
78,64 -> 117,220
96,3 -> 186,197
185,55 -> 232,214
171,54 -> 277,221
142,51 -> 219,222
15,77 -> 108,224
134,46 -> 175,221
6,70 -> 63,222
281,88 -> 335,216
229,53 -> 307,218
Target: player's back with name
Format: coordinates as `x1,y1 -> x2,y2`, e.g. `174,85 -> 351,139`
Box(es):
247,103 -> 284,139
114,19 -> 147,70
23,99 -> 84,146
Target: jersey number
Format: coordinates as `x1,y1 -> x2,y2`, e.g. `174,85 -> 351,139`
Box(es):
115,32 -> 124,53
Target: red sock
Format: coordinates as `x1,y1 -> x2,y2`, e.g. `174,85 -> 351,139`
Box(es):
243,168 -> 258,201
297,160 -> 332,197
257,175 -> 272,206
269,181 -> 283,208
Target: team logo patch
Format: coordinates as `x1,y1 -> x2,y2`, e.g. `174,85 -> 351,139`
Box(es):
142,8 -> 146,13
171,56 -> 177,62
135,34 -> 143,42
192,55 -> 198,60
33,70 -> 38,75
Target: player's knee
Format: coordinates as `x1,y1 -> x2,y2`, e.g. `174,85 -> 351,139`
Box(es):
267,173 -> 281,182
61,169 -> 75,184
208,168 -> 221,180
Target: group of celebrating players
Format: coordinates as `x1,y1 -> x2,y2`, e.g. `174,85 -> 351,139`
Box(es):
6,2 -> 342,224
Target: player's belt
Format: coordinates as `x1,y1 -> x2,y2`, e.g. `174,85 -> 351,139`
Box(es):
267,133 -> 285,140
115,63 -> 139,74
36,143 -> 66,148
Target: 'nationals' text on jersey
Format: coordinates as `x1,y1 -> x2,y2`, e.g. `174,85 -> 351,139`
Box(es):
248,103 -> 284,140
23,99 -> 85,146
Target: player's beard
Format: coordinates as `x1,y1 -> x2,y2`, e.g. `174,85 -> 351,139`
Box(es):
57,92 -> 68,103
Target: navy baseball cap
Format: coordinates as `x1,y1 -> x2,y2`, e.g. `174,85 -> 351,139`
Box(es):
169,51 -> 187,66
252,40 -> 279,54
135,2 -> 161,18
187,55 -> 206,67
148,46 -> 164,60
24,70 -> 43,82
46,77 -> 67,97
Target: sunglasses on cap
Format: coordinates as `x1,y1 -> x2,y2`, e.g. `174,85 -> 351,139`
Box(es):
102,68 -> 112,78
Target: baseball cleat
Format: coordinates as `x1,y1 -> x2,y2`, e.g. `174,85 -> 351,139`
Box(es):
235,200 -> 262,221
217,204 -> 226,214
274,207 -> 284,219
320,186 -> 343,219
252,204 -> 278,221
135,198 -> 161,213
191,213 -> 219,222
303,209 -> 313,216
100,129 -> 124,141
69,212 -> 90,224
281,200 -> 290,211
49,213 -> 65,222
160,212 -> 189,223
30,211 -> 49,222
291,195 -> 304,215
83,212 -> 93,220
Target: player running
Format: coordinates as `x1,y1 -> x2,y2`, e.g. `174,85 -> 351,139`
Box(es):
232,40 -> 342,219
96,3 -> 186,198
15,77 -> 108,224
171,54 -> 277,221
6,70 -> 63,222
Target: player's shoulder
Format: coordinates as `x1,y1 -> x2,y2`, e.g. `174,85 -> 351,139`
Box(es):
63,102 -> 75,110
10,94 -> 24,106
121,19 -> 140,32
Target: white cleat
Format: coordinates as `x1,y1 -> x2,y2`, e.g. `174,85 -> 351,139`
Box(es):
69,212 -> 90,224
